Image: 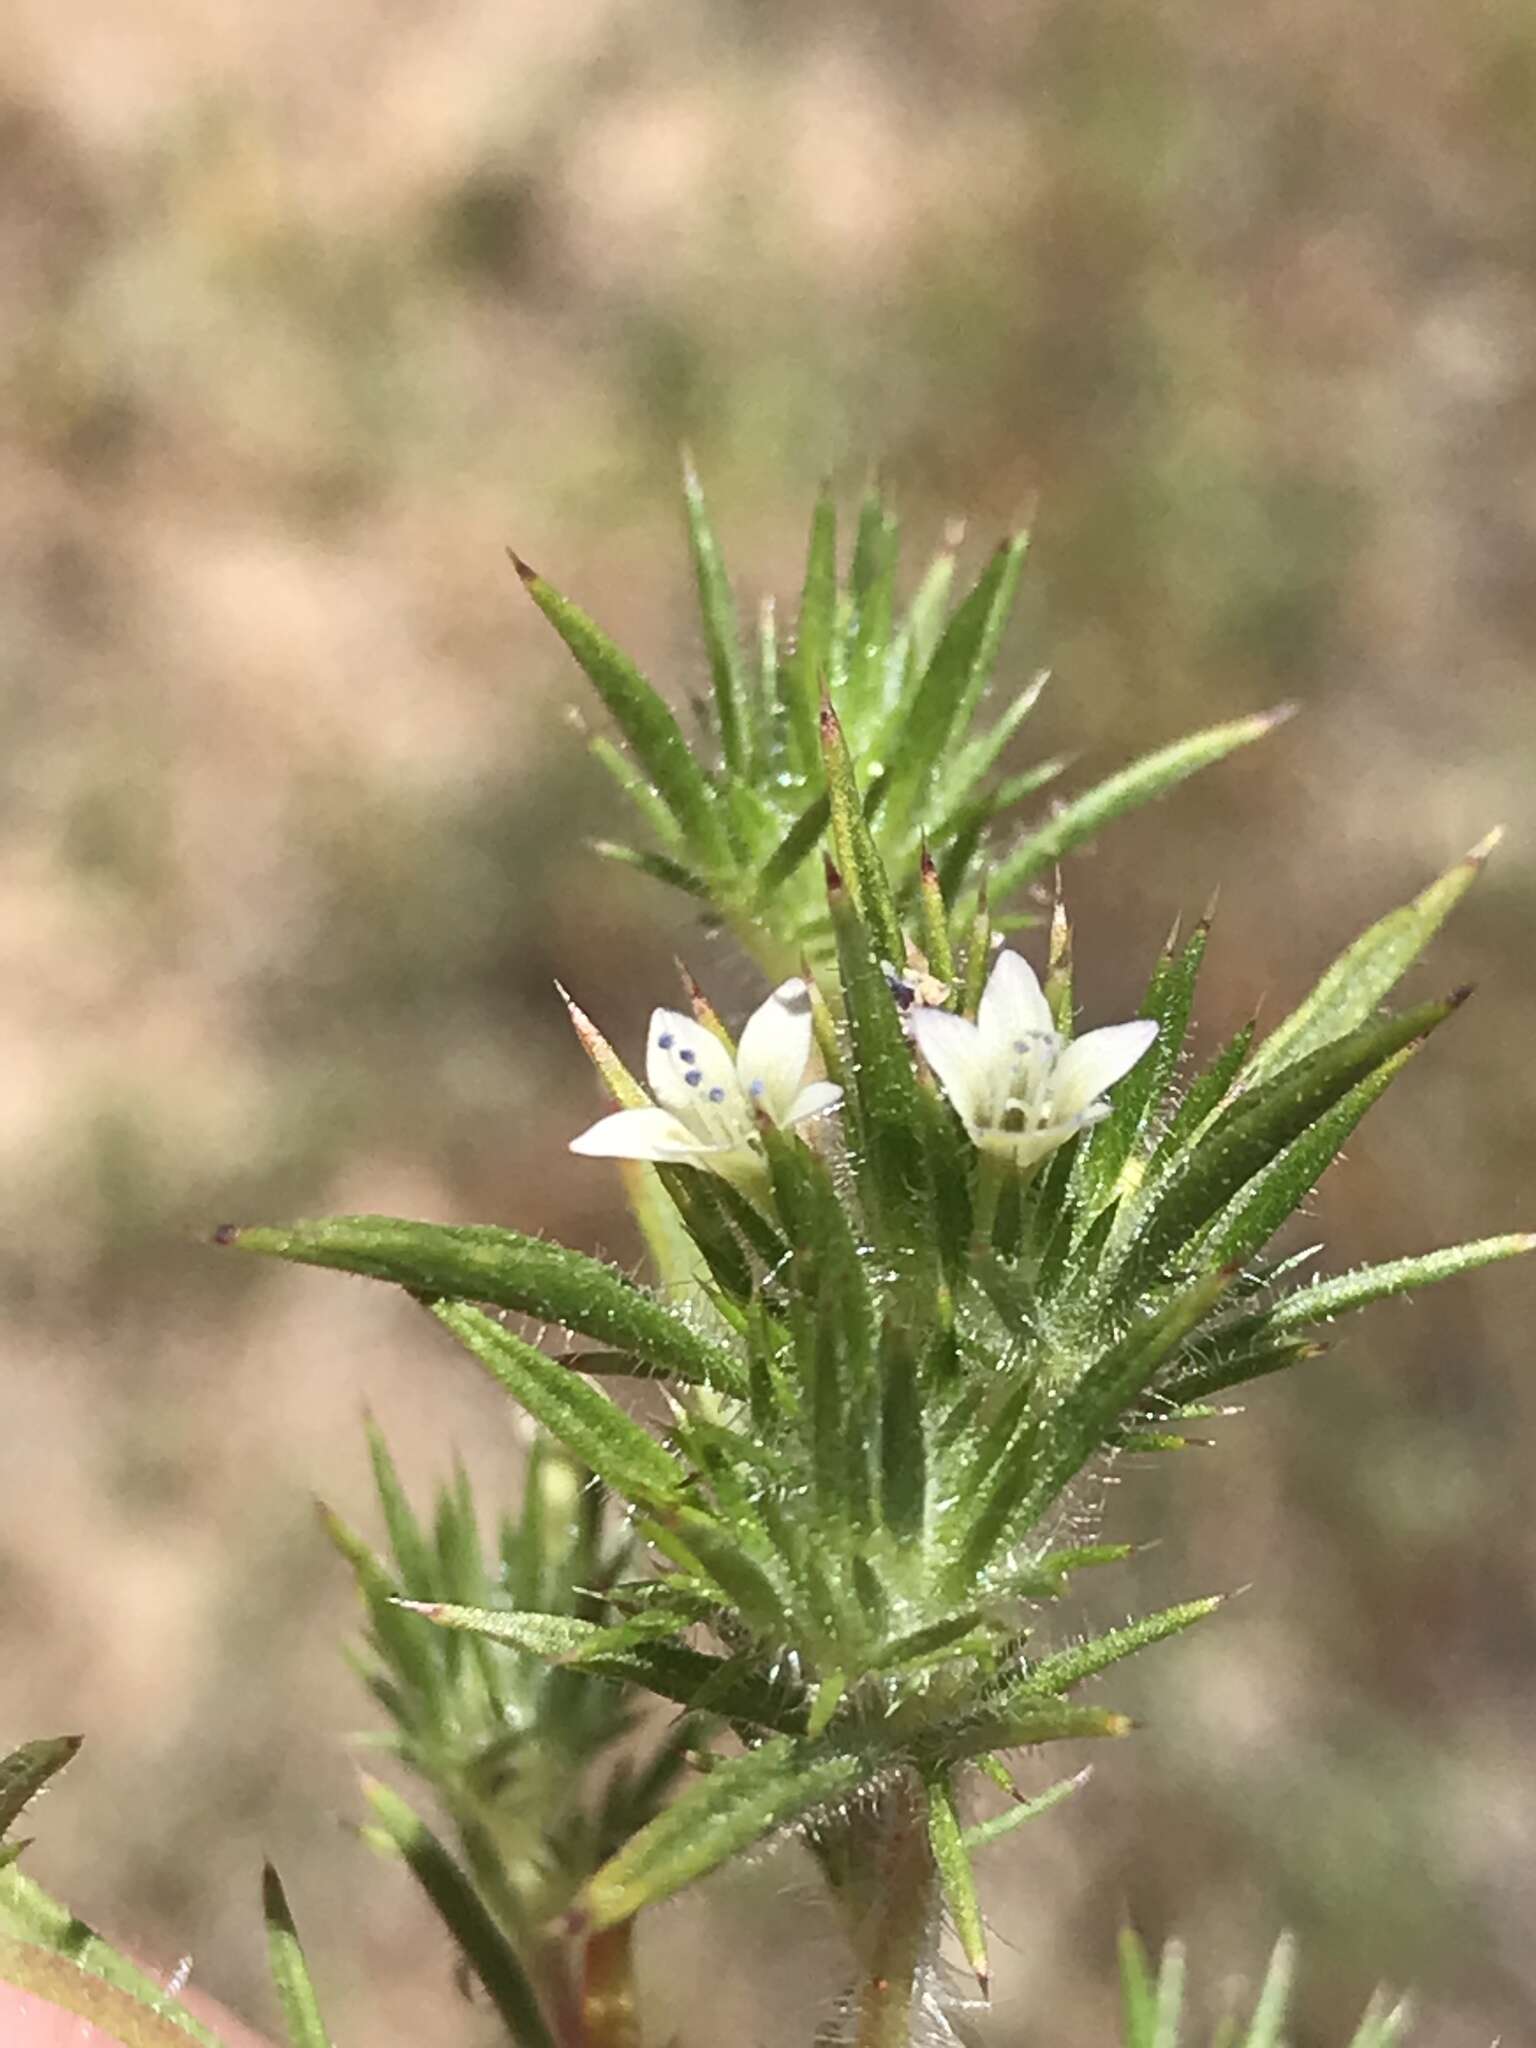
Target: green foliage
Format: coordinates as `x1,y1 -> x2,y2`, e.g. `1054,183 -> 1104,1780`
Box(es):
523,471 -> 1278,974
262,1866 -> 334,2048
0,1735 -> 223,2046
325,1425 -> 694,2043
1117,1930 -> 1410,2048
224,823 -> 1527,1985
209,479 -> 1524,2047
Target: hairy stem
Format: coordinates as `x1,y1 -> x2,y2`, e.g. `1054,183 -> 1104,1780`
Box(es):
829,1781 -> 937,2048
581,1920 -> 642,2048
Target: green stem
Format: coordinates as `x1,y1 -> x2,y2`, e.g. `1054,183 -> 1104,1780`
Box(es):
849,1784 -> 938,2048
970,1152 -> 1006,1260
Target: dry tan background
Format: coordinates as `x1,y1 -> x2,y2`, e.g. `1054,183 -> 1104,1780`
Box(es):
4,2 -> 1536,2043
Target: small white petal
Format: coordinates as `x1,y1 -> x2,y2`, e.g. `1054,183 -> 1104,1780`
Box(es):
646,1008 -> 740,1121
734,977 -> 814,1125
783,1079 -> 843,1127
977,950 -> 1055,1061
910,1006 -> 992,1131
569,1106 -> 712,1162
1051,1019 -> 1159,1121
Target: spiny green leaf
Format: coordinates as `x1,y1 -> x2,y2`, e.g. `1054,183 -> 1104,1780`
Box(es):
363,1780 -> 555,2048
843,487 -> 900,728
1200,1045 -> 1417,1271
590,839 -> 713,903
1123,996 -> 1463,1285
1261,1234 -> 1536,1334
936,1700 -> 1132,1763
400,1602 -> 806,1731
1242,832 -> 1499,1088
217,1215 -> 741,1390
828,870 -> 933,1257
822,698 -> 904,966
513,553 -> 730,870
1023,1598 -> 1223,1695
262,1865 -> 333,2048
586,733 -> 684,850
968,1267 -> 1238,1575
925,1775 -> 988,1989
366,1421 -> 436,1594
0,1737 -> 80,1840
582,1734 -> 866,1929
786,486 -> 839,775
757,791 -> 831,902
1082,915 -> 1210,1214
0,1941 -> 210,2048
1157,1334 -> 1323,1407
875,534 -> 1028,842
960,1765 -> 1092,1851
431,1302 -> 689,1507
0,1870 -> 222,2046
682,456 -> 750,778
989,708 -> 1289,907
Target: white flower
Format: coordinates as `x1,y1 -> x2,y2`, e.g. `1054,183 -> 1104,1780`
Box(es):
569,978 -> 843,1181
910,949 -> 1157,1170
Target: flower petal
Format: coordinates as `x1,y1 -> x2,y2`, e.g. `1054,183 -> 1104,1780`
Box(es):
734,977 -> 815,1125
568,1106 -> 713,1162
1051,1019 -> 1159,1121
977,950 -> 1055,1061
646,1008 -> 740,1121
784,1079 -> 844,1127
977,1119 -> 1081,1171
910,1006 -> 991,1131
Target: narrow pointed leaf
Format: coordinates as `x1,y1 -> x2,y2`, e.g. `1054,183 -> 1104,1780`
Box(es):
1119,1929 -> 1157,2048
1243,832 -> 1499,1088
1262,1234 -> 1536,1333
960,1766 -> 1092,1851
757,791 -> 831,902
828,872 -> 934,1255
0,1737 -> 80,1840
401,1602 -> 806,1730
1124,997 -> 1462,1284
0,1943 -> 211,2048
0,1870 -> 221,2046
822,698 -> 903,965
682,458 -> 750,777
1244,1934 -> 1296,2048
582,1734 -> 867,1928
966,1267 -> 1237,1577
431,1301 -> 689,1506
989,709 -> 1288,906
937,1700 -> 1132,1762
843,488 -> 899,727
1202,1047 -> 1415,1272
1024,1598 -> 1222,1696
590,840 -> 713,903
786,487 -> 838,774
926,1775 -> 988,1989
876,535 -> 1028,840
364,1781 -> 555,2048
1082,917 -> 1209,1212
262,1865 -> 333,2048
366,1423 -> 436,1593
218,1216 -> 741,1390
514,555 -> 729,868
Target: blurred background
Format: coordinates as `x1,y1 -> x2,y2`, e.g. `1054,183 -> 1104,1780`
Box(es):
4,1 -> 1535,2042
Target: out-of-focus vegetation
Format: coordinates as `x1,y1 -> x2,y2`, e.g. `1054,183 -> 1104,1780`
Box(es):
2,2 -> 1534,2043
